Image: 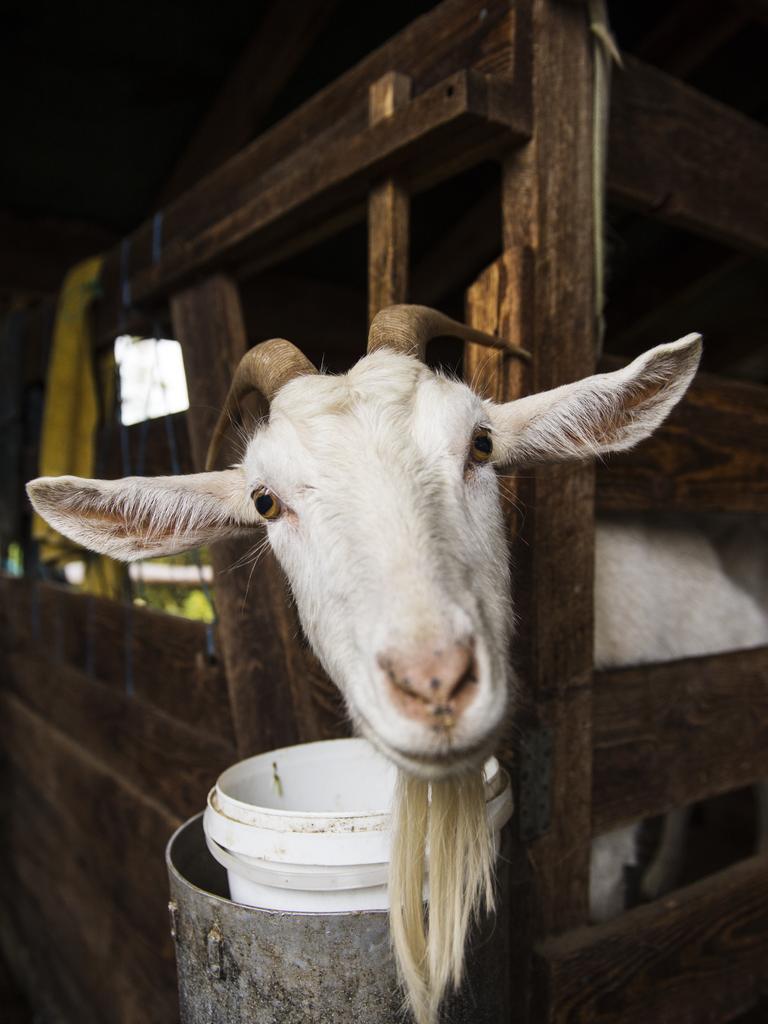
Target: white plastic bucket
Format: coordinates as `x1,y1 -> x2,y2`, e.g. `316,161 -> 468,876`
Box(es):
203,737 -> 513,913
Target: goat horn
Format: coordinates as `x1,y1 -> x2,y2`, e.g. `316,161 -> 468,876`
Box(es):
367,304 -> 531,361
205,339 -> 317,471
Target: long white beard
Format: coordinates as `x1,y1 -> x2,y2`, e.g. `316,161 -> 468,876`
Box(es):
389,768 -> 496,1024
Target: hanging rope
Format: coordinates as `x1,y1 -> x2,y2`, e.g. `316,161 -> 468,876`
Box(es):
587,0 -> 623,356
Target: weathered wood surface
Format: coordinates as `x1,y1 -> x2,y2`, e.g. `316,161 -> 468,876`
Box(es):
608,55 -> 768,256
367,72 -> 412,321
95,0 -> 522,336
498,0 -> 596,940
592,646 -> 768,834
534,854 -> 768,1024
131,70 -> 526,307
596,359 -> 768,515
4,653 -> 235,821
0,691 -> 180,1024
0,576 -> 234,743
170,275 -> 347,758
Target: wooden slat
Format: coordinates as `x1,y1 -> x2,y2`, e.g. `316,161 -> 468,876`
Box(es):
94,0 -> 522,337
367,72 -> 412,321
131,70 -> 525,307
170,275 -> 347,757
0,692 -> 179,1024
499,0 -> 596,940
4,652 -> 236,821
608,56 -> 768,255
596,361 -> 768,515
0,576 -> 234,744
535,854 -> 768,1024
592,646 -> 768,834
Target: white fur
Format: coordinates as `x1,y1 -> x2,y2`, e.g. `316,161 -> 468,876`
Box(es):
27,336 -> 702,782
28,334 -> 715,1017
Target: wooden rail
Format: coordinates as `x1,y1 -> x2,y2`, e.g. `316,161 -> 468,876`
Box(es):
0,576 -> 233,742
609,56 -> 768,257
535,854 -> 768,1024
596,360 -> 768,516
592,646 -> 768,834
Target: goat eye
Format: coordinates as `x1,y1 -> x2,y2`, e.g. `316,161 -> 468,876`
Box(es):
470,429 -> 493,463
253,488 -> 282,520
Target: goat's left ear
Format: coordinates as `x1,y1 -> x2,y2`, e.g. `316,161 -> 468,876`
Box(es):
487,334 -> 702,467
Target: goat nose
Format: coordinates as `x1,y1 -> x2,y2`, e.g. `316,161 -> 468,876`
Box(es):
378,641 -> 479,726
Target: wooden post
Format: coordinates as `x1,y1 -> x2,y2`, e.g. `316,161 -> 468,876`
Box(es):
367,72 -> 412,322
170,274 -> 344,757
499,0 -> 597,944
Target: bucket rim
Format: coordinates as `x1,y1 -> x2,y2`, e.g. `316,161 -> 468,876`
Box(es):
212,737 -> 503,825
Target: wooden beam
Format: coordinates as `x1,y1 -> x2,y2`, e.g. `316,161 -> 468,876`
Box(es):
132,70 -> 526,307
367,72 -> 412,321
596,361 -> 768,515
0,576 -> 234,743
535,854 -> 768,1024
633,0 -> 752,78
499,0 -> 596,940
4,652 -> 236,821
93,0 -> 521,339
160,0 -> 340,202
0,691 -> 180,1022
170,274 -> 346,757
608,57 -> 768,255
592,646 -> 768,834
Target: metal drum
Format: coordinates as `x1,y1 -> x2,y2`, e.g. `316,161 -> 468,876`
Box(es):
166,813 -> 511,1023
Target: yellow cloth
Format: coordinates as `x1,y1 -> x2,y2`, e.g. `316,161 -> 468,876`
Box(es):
32,255 -> 123,598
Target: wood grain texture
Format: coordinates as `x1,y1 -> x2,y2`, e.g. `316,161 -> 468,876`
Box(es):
0,692 -> 180,1024
596,360 -> 768,515
592,646 -> 768,834
498,0 -> 596,938
608,56 -> 768,255
170,274 -> 347,757
5,652 -> 235,820
94,0 -> 522,336
132,70 -> 527,306
368,72 -> 412,321
0,576 -> 234,743
535,854 -> 768,1024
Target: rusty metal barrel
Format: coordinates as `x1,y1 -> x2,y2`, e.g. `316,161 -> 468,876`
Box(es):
166,813 -> 511,1023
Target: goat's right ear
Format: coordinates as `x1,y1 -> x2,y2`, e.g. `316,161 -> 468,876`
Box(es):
27,469 -> 260,561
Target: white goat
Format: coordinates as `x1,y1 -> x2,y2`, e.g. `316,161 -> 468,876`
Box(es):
29,305 -> 710,1022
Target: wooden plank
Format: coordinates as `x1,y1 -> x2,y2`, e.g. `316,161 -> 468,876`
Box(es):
0,692 -> 180,1023
170,275 -> 347,757
535,854 -> 768,1024
608,56 -> 768,256
5,652 -> 235,821
367,72 -> 412,321
159,0 -> 340,201
596,360 -> 768,515
0,576 -> 235,744
95,0 -> 518,337
592,646 -> 768,834
132,70 -> 527,307
499,0 -> 596,939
